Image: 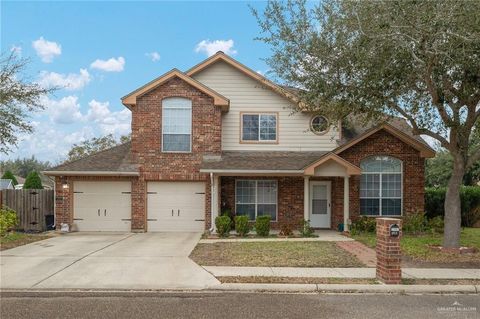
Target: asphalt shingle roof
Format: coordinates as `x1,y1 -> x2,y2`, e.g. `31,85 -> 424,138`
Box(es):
45,142 -> 137,173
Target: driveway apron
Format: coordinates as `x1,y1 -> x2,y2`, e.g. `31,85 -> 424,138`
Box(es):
0,232 -> 219,290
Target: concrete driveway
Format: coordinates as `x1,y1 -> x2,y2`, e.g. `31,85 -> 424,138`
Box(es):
0,232 -> 219,290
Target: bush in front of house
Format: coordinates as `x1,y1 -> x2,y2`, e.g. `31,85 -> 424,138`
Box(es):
427,216 -> 444,234
234,215 -> 250,237
23,171 -> 43,189
300,219 -> 315,237
0,206 -> 18,236
350,216 -> 377,235
215,215 -> 231,237
255,215 -> 271,237
402,211 -> 428,235
425,186 -> 480,227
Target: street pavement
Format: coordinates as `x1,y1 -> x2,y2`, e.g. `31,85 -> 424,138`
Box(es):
0,291 -> 478,319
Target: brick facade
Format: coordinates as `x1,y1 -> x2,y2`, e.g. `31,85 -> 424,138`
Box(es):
54,76 -> 222,232
338,130 -> 425,221
376,218 -> 402,284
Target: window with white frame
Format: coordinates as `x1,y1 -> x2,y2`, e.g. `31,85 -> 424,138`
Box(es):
235,180 -> 277,220
360,156 -> 402,216
241,113 -> 277,142
162,97 -> 192,152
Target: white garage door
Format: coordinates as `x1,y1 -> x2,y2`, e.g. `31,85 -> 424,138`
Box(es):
147,182 -> 205,232
73,181 -> 131,231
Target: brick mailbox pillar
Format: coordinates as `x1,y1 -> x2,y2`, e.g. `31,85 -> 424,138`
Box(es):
376,218 -> 402,284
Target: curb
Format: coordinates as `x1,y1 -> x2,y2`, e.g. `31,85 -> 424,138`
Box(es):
1,284 -> 478,295
214,283 -> 479,294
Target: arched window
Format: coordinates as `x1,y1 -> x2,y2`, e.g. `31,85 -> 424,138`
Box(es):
162,97 -> 192,152
360,156 -> 402,216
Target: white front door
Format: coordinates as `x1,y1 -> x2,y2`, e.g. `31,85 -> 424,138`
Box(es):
309,181 -> 331,228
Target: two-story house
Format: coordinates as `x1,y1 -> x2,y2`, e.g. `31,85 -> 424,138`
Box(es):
45,52 -> 435,233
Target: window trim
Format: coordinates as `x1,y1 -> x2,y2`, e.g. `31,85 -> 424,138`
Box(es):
234,179 -> 278,221
161,97 -> 193,153
239,112 -> 279,144
310,115 -> 330,135
359,156 -> 403,217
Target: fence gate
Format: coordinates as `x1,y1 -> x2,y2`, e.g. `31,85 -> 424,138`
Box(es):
0,189 -> 54,232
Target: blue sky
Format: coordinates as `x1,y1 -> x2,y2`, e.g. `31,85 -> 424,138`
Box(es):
1,1 -> 273,163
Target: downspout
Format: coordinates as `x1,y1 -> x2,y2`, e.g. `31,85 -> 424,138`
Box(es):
209,172 -> 215,233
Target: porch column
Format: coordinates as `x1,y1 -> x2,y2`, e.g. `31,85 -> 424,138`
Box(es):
343,175 -> 350,232
211,174 -> 220,232
304,176 -> 310,221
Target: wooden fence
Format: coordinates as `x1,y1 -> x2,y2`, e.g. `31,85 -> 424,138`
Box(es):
0,189 -> 54,232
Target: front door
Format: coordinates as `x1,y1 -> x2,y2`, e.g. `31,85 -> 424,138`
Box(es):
309,181 -> 331,228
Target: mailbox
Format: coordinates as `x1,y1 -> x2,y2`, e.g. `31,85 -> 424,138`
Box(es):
389,224 -> 400,237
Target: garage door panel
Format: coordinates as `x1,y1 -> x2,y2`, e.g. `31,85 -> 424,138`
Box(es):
73,181 -> 131,232
147,182 -> 205,232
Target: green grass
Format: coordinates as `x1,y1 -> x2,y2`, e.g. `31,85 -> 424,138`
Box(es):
351,228 -> 480,264
0,232 -> 51,250
190,241 -> 364,267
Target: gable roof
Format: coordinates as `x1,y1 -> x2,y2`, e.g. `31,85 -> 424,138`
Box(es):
44,142 -> 139,176
336,122 -> 436,158
186,51 -> 301,105
121,69 -> 230,111
303,153 -> 361,176
0,179 -> 13,190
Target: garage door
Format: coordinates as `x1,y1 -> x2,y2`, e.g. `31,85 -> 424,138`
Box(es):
73,181 -> 131,231
147,182 -> 205,232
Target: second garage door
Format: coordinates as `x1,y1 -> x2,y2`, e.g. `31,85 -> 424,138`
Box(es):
147,182 -> 205,232
73,181 -> 131,231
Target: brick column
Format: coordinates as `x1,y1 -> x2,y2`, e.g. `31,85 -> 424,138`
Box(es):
376,218 -> 402,284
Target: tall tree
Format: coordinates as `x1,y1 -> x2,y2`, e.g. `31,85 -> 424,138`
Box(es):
0,156 -> 52,178
66,134 -> 130,162
253,0 -> 480,247
0,52 -> 54,154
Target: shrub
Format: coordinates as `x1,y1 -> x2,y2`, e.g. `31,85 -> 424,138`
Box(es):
1,170 -> 18,186
300,219 -> 315,237
425,186 -> 480,227
403,211 -> 427,235
0,206 -> 18,236
234,215 -> 250,237
255,215 -> 271,237
350,216 -> 376,235
428,216 -> 444,234
215,215 -> 231,237
23,171 -> 43,189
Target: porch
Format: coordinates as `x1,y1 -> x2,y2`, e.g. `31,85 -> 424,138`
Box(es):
201,152 -> 361,232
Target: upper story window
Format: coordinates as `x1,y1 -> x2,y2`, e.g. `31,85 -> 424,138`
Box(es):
162,97 -> 192,152
360,156 -> 402,216
310,115 -> 329,135
241,113 -> 277,143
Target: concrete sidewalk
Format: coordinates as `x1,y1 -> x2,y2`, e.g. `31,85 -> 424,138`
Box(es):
203,266 -> 480,279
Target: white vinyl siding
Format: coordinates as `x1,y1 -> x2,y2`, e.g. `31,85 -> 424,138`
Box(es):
191,61 -> 338,151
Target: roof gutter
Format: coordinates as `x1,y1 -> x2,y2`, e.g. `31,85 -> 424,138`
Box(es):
199,169 -> 304,175
43,171 -> 139,177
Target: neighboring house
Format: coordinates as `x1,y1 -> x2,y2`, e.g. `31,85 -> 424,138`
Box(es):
0,179 -> 14,190
44,52 -> 435,232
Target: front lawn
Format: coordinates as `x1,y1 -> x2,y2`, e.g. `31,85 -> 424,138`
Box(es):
0,232 -> 52,251
189,241 -> 364,267
351,228 -> 480,266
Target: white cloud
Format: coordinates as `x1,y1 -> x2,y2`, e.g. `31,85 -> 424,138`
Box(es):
10,45 -> 22,56
41,96 -> 83,124
37,69 -> 91,91
90,57 -> 125,72
86,100 -> 131,136
32,37 -> 61,63
194,39 -> 237,57
145,51 -> 160,62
